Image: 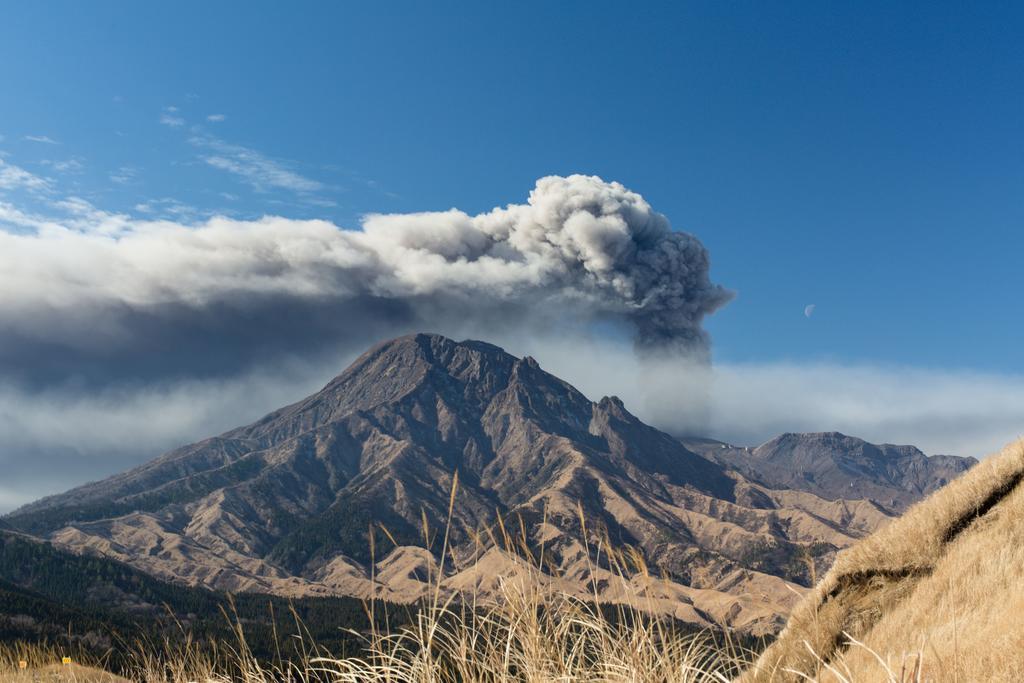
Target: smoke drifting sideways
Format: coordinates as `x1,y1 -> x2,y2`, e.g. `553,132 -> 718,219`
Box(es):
0,174 -> 731,391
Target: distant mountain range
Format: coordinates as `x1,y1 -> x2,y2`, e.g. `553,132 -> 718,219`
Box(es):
682,432 -> 973,515
2,334 -> 976,635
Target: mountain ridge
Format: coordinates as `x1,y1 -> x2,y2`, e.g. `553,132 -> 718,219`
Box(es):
3,333 -> 975,635
682,431 -> 976,514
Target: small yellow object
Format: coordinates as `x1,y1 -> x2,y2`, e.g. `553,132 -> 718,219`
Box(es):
62,656 -> 72,665
17,660 -> 27,669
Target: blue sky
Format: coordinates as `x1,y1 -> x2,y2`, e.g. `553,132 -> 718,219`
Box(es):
1,2 -> 1023,507
2,1 -> 1021,369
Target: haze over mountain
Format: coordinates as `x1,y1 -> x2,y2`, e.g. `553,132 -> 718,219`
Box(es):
4,334 -> 975,635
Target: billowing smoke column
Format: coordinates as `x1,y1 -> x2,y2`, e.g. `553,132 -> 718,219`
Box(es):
358,174 -> 733,355
0,174 -> 731,390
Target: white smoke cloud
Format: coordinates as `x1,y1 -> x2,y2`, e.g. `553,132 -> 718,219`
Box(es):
0,174 -> 730,384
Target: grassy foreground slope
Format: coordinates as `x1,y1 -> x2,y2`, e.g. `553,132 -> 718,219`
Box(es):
742,439 -> 1024,682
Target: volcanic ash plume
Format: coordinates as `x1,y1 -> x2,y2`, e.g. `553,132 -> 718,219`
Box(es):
357,174 -> 733,355
0,174 -> 731,390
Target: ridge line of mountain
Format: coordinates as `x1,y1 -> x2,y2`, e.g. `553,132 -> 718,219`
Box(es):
1,333 -> 977,635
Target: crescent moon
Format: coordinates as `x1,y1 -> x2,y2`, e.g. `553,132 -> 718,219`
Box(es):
804,304 -> 816,318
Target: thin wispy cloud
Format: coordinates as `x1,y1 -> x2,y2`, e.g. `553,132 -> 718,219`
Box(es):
41,157 -> 85,174
24,134 -> 59,145
190,135 -> 324,193
207,114 -> 227,122
109,166 -> 139,184
0,159 -> 52,193
133,196 -> 200,219
159,112 -> 185,127
302,196 -> 338,207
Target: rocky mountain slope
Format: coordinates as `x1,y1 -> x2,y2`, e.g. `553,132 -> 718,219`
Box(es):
743,439 -> 1024,682
684,433 -> 976,514
3,334 -> 973,635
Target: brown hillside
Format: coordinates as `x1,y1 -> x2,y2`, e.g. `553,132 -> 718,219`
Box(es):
2,334 -> 921,636
742,439 -> 1024,682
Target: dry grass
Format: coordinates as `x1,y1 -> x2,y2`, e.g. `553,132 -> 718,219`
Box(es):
744,439 -> 1024,683
0,641 -> 127,681
0,579 -> 747,682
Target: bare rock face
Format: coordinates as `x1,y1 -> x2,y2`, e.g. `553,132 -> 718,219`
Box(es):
2,334 -> 974,635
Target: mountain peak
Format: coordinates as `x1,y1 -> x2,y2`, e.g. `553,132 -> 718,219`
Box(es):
1,333 -> 974,636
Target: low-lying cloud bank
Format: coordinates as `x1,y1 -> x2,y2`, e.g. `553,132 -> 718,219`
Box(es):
528,338 -> 1024,459
3,340 -> 1022,511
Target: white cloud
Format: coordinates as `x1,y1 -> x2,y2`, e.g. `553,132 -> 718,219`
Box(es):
0,159 -> 52,193
303,196 -> 337,207
131,196 -> 197,219
41,158 -> 85,174
159,113 -> 185,127
52,196 -> 133,235
207,114 -> 227,122
0,175 -> 726,390
191,135 -> 324,193
24,134 -> 59,145
109,166 -> 138,184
